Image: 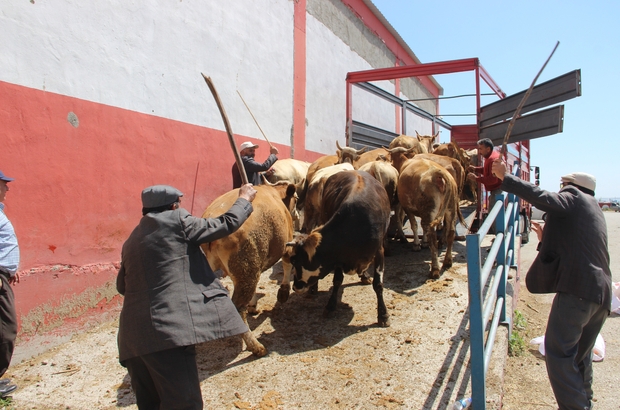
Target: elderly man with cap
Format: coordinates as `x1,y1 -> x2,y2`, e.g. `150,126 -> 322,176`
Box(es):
117,183 -> 257,409
232,141 -> 279,189
0,171 -> 19,397
492,162 -> 611,410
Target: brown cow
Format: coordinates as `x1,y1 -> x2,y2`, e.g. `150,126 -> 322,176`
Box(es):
397,157 -> 461,279
301,155 -> 338,207
302,163 -> 354,233
388,131 -> 438,154
415,153 -> 465,197
359,160 -> 407,246
336,140 -> 367,165
387,146 -> 417,173
433,142 -> 478,202
283,171 -> 391,326
354,147 -> 390,169
201,182 -> 296,357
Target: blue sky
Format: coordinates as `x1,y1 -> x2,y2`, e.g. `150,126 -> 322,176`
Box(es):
371,1 -> 619,199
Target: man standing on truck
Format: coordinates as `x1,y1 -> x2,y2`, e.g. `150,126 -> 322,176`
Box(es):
491,162 -> 611,410
467,138 -> 502,203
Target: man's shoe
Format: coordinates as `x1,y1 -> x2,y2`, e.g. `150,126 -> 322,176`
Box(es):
0,384 -> 17,397
0,378 -> 10,386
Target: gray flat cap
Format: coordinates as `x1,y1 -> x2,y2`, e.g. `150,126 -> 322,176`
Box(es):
141,185 -> 183,208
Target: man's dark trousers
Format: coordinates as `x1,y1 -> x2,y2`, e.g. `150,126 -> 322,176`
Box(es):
125,345 -> 203,410
545,292 -> 608,410
0,273 -> 17,377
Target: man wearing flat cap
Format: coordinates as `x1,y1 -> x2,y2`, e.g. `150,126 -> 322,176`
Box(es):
232,141 -> 278,188
492,162 -> 611,410
117,183 -> 257,409
0,170 -> 19,397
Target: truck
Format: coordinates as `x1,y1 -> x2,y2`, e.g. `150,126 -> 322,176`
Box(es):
344,59 -> 581,242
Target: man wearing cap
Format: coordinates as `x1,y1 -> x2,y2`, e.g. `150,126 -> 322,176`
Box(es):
0,170 -> 19,397
117,183 -> 257,409
232,141 -> 279,188
492,162 -> 611,410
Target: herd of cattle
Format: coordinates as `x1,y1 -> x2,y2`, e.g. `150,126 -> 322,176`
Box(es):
201,133 -> 478,357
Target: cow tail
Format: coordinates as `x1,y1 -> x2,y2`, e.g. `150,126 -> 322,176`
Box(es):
430,174 -> 450,229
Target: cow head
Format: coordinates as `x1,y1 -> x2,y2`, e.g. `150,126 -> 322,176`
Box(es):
284,231 -> 323,292
387,146 -> 417,173
336,140 -> 368,165
415,131 -> 439,153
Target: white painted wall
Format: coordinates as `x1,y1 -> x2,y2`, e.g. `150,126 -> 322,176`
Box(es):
305,14 -> 372,153
0,0 -> 295,145
404,109 -> 433,136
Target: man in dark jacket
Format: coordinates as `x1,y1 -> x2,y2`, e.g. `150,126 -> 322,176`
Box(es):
232,141 -> 278,188
117,183 -> 256,409
492,162 -> 611,410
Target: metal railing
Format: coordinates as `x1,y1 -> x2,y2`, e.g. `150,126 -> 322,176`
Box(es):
466,166 -> 520,409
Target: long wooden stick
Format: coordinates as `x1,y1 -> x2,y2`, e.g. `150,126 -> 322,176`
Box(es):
201,74 -> 249,185
236,90 -> 274,148
501,41 -> 560,156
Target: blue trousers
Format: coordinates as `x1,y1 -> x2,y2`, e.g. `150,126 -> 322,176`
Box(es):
545,292 -> 608,410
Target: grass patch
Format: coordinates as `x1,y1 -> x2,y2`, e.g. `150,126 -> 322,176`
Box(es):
509,310 -> 528,357
0,396 -> 15,410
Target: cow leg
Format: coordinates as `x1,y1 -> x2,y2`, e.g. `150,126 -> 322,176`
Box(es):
231,277 -> 267,357
373,249 -> 390,327
442,213 -> 456,270
277,258 -> 293,304
405,211 -> 422,251
324,268 -> 344,318
424,223 -> 441,279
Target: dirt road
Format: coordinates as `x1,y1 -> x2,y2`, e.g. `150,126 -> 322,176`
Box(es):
7,213 -> 617,409
6,234 -> 498,409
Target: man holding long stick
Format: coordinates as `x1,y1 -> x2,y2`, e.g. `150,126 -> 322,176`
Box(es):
492,161 -> 611,410
232,141 -> 279,188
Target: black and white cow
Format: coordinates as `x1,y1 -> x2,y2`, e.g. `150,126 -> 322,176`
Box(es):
282,170 -> 391,327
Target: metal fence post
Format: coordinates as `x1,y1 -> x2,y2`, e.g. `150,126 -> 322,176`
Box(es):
466,233 -> 485,407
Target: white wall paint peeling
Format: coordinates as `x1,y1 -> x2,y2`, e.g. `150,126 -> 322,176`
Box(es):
0,0 -> 295,145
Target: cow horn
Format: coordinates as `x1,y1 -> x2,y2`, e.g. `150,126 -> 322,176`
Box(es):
415,131 -> 421,139
336,140 -> 343,151
356,146 -> 368,155
261,174 -> 276,186
285,241 -> 296,247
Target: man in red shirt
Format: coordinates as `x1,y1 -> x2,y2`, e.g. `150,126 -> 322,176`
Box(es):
467,138 -> 502,205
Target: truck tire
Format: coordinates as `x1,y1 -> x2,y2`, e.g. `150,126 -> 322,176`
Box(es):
520,214 -> 530,244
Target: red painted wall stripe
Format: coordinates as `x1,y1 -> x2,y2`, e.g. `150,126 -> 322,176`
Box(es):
293,0 -> 307,159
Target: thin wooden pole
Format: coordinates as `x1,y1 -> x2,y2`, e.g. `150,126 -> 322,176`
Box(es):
201,73 -> 249,185
237,90 -> 274,148
501,41 -> 560,156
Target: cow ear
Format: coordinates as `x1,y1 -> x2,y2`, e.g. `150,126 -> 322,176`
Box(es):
286,183 -> 296,198
303,232 -> 322,261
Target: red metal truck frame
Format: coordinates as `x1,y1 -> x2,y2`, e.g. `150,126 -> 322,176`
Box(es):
345,57 -> 533,236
